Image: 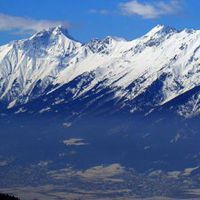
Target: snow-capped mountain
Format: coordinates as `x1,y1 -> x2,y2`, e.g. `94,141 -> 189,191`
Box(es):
1,25 -> 200,117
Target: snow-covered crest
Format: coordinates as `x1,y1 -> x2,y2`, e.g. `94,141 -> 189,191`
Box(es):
0,25 -> 200,117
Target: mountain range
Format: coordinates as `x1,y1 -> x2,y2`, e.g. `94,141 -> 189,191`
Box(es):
0,25 -> 200,118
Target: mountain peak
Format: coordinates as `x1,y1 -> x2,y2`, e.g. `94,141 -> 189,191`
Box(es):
146,24 -> 178,37
30,25 -> 76,42
103,36 -> 126,43
49,26 -> 72,38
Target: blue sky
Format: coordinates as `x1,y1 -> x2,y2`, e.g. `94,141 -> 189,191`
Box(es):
0,0 -> 199,44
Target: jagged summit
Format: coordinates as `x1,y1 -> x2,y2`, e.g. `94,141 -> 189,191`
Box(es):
16,25 -> 82,56
30,24 -> 179,45
145,24 -> 178,37
103,36 -> 126,42
29,25 -> 78,42
89,36 -> 126,46
49,26 -> 73,38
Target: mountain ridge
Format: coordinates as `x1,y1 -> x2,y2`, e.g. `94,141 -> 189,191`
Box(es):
0,25 -> 200,118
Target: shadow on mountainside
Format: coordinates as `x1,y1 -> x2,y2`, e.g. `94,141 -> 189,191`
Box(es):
0,193 -> 20,200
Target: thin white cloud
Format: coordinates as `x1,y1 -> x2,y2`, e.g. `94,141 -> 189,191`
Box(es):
119,0 -> 183,19
0,13 -> 70,33
88,9 -> 109,15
